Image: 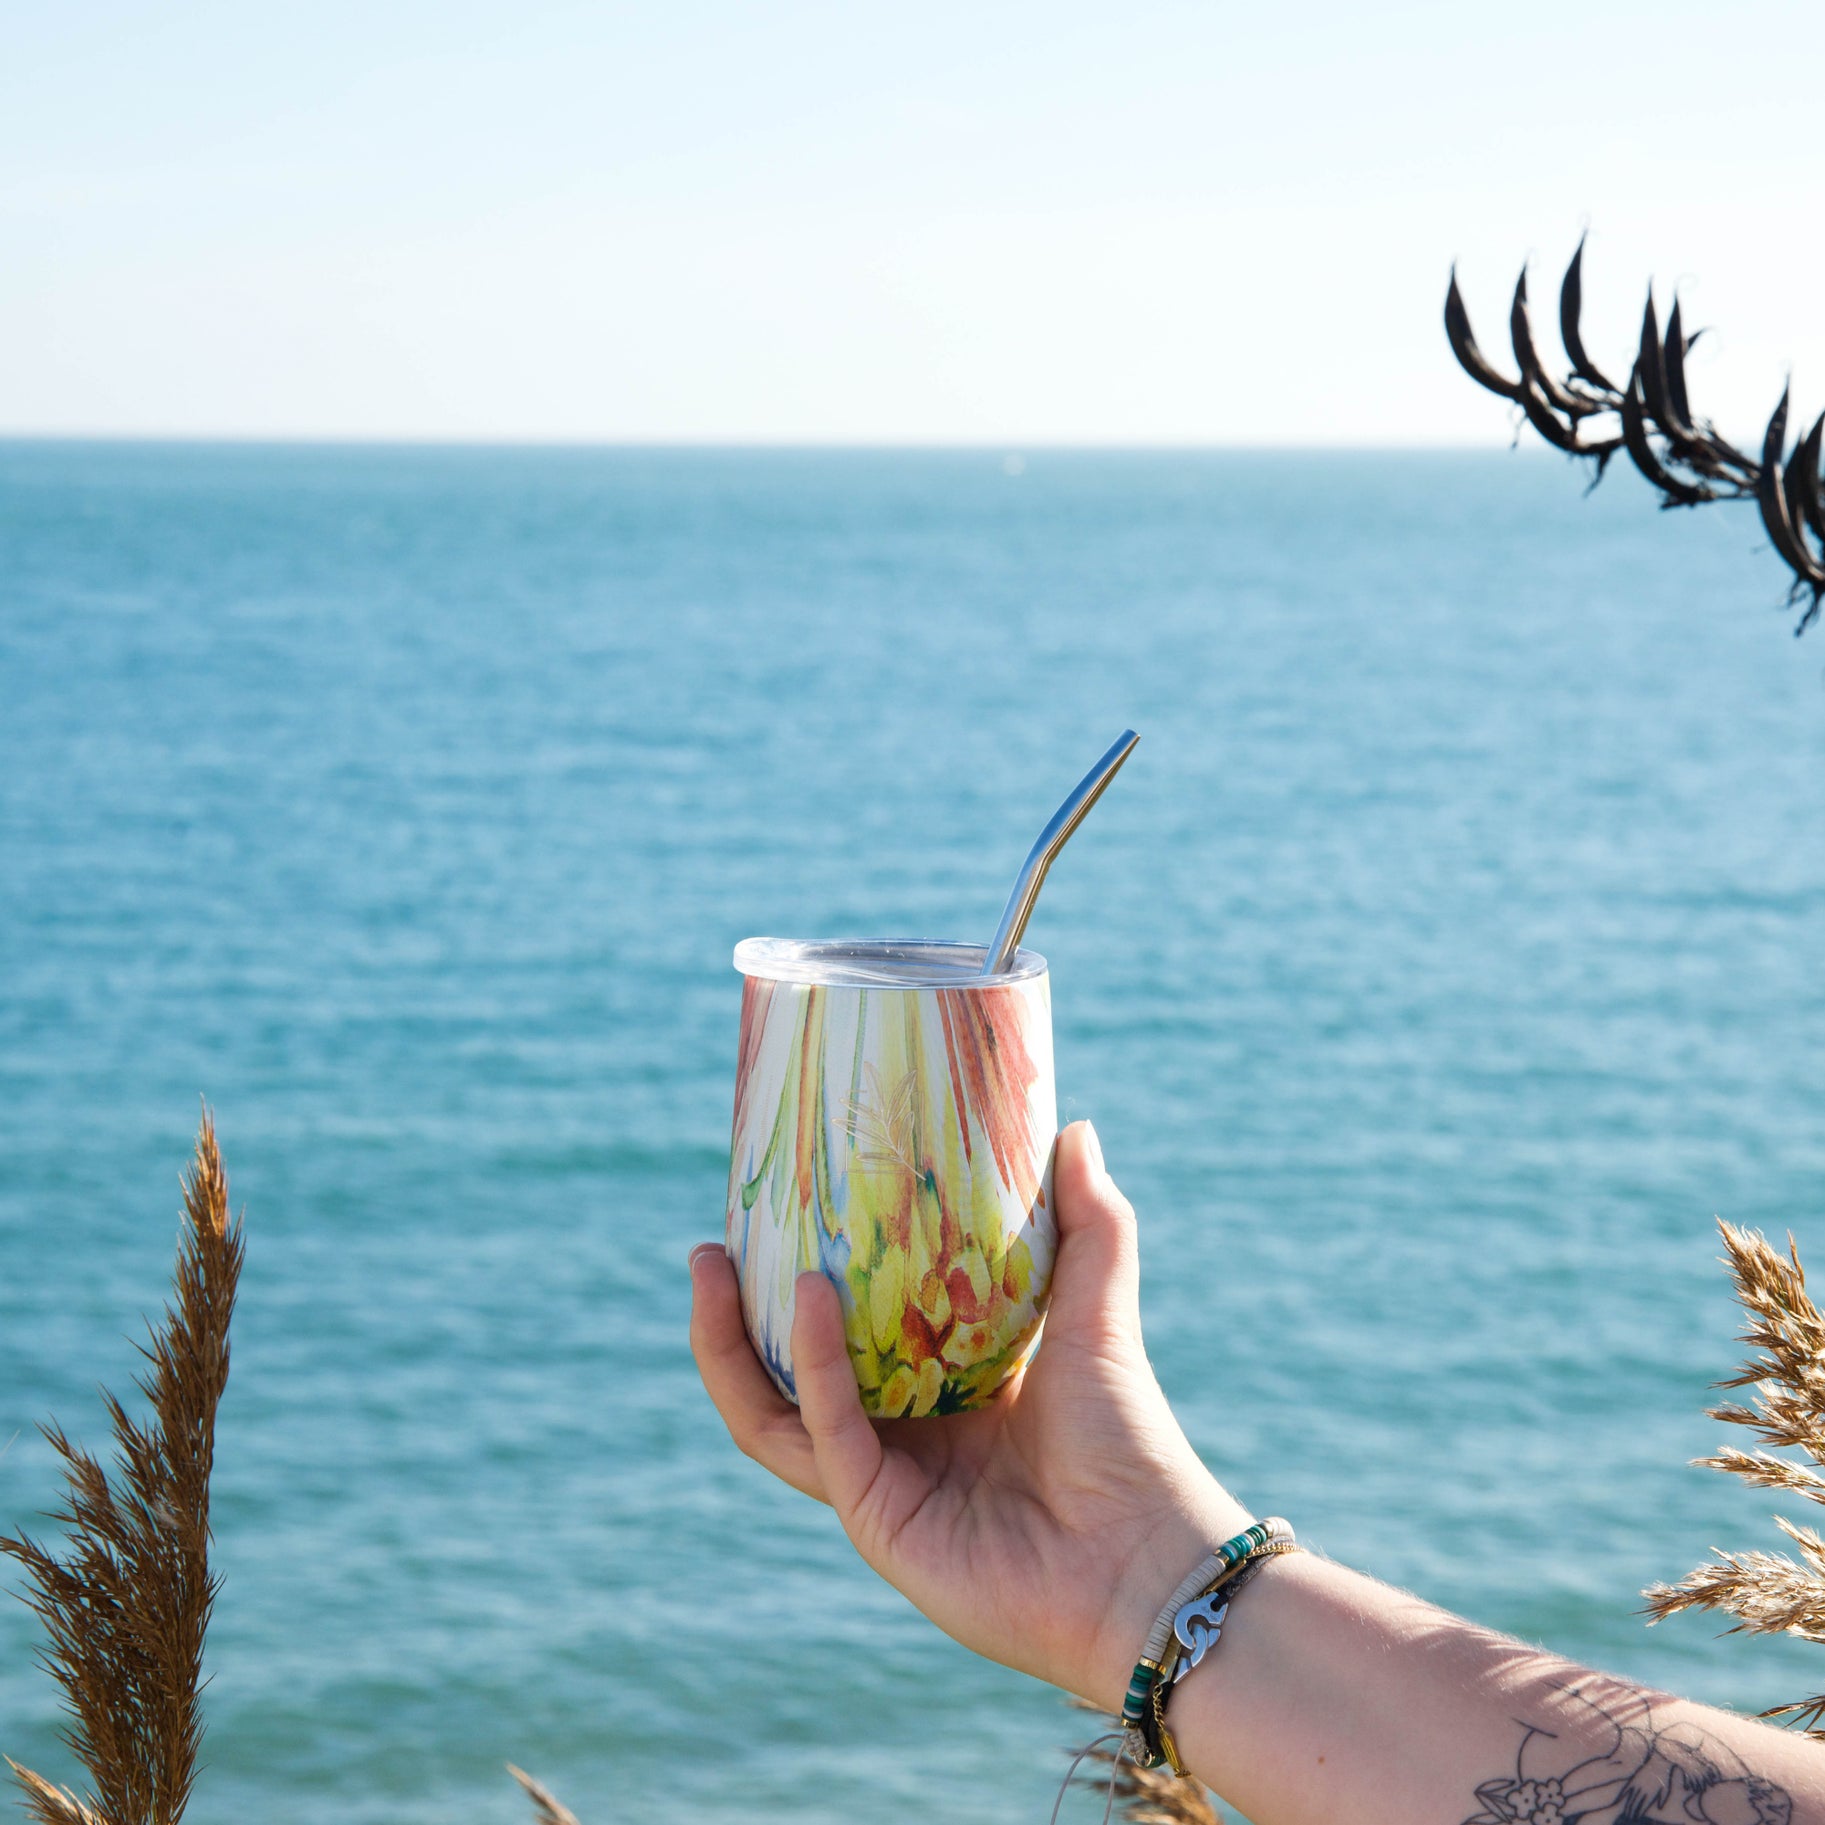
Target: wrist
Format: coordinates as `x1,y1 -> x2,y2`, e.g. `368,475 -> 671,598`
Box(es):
1084,1476 -> 1254,1712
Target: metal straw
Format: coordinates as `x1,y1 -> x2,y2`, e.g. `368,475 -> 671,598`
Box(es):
982,729 -> 1140,978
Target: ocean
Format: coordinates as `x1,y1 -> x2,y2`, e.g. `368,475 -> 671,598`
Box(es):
3,441 -> 1824,1822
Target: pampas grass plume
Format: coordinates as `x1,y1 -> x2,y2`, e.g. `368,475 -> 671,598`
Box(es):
507,1763 -> 584,1825
1,1110 -> 243,1825
1644,1220 -> 1825,1733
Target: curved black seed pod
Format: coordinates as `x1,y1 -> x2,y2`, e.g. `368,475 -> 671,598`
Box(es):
1658,322 -> 1756,485
1782,431 -> 1823,573
1620,372 -> 1716,505
1791,414 -> 1825,552
1636,292 -> 1675,430
1755,389 -> 1825,585
1662,299 -> 1695,434
1516,373 -> 1582,451
1445,266 -> 1521,400
1653,298 -> 1752,485
1511,270 -> 1596,418
1446,235 -> 1823,631
1559,235 -> 1618,393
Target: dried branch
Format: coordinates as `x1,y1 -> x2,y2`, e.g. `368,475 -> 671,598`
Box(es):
1446,236 -> 1825,632
507,1764 -> 584,1825
1,1111 -> 245,1825
1641,1221 -> 1825,1735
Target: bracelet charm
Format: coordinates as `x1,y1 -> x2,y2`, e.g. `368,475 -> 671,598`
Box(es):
1171,1588 -> 1232,1682
1117,1518 -> 1300,1771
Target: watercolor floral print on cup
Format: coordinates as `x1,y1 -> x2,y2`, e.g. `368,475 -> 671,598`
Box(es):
725,942 -> 1057,1419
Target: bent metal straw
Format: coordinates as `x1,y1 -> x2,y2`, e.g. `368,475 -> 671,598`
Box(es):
724,732 -> 1140,1417
983,729 -> 1140,978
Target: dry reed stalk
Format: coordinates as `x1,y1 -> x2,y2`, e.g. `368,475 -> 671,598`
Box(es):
506,1763 -> 583,1825
1071,1739 -> 1222,1825
1,1111 -> 244,1825
1064,1701 -> 1223,1824
1643,1220 -> 1825,1734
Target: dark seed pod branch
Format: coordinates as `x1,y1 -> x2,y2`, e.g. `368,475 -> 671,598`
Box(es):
1446,236 -> 1825,634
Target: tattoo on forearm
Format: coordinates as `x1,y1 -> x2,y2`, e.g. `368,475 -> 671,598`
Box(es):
1463,1676 -> 1792,1825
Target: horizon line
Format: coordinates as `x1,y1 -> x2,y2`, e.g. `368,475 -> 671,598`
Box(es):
0,430 -> 1537,455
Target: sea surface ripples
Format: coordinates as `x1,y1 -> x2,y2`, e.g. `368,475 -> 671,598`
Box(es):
3,444 -> 1824,1822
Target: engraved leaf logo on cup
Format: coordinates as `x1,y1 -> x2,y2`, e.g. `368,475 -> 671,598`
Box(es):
846,1064 -> 920,1182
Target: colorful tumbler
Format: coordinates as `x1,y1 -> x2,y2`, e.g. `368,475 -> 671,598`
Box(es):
726,937 -> 1058,1418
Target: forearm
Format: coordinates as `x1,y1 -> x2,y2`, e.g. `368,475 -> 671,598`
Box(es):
692,1133 -> 1825,1821
1143,1550 -> 1824,1824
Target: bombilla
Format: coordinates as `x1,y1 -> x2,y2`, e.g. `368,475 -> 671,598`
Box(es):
982,729 -> 1139,978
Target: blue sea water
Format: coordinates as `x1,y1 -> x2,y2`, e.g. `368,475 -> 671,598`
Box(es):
3,441 -> 1825,1823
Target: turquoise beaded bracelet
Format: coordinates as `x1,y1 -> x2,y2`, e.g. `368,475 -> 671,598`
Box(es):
1119,1518 -> 1294,1764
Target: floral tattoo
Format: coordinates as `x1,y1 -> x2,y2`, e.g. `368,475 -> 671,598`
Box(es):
1465,1678 -> 1792,1825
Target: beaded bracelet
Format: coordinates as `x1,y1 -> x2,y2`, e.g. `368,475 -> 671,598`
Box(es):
1119,1520 -> 1287,1732
1149,1542 -> 1298,1773
1119,1518 -> 1296,1771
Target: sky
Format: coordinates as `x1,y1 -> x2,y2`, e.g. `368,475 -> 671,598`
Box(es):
4,0 -> 1823,445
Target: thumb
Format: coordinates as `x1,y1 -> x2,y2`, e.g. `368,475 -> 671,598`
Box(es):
1045,1120 -> 1142,1345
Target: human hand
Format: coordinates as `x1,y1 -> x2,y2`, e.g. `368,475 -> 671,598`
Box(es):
689,1119 -> 1250,1710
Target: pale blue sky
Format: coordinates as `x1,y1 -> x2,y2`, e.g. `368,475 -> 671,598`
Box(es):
4,0 -> 1821,442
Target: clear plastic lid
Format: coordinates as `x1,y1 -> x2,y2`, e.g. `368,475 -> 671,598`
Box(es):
732,936 -> 1046,988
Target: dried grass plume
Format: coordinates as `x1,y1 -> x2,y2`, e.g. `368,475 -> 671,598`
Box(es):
1074,1742 -> 1222,1825
507,1763 -> 583,1825
1,1110 -> 244,1825
1063,1702 -> 1224,1825
1643,1220 -> 1825,1733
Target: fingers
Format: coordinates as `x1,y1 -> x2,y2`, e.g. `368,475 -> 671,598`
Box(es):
689,1244 -> 828,1502
1045,1120 -> 1143,1345
790,1271 -> 887,1521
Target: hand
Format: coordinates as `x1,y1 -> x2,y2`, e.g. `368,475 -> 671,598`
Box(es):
689,1119 -> 1251,1710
